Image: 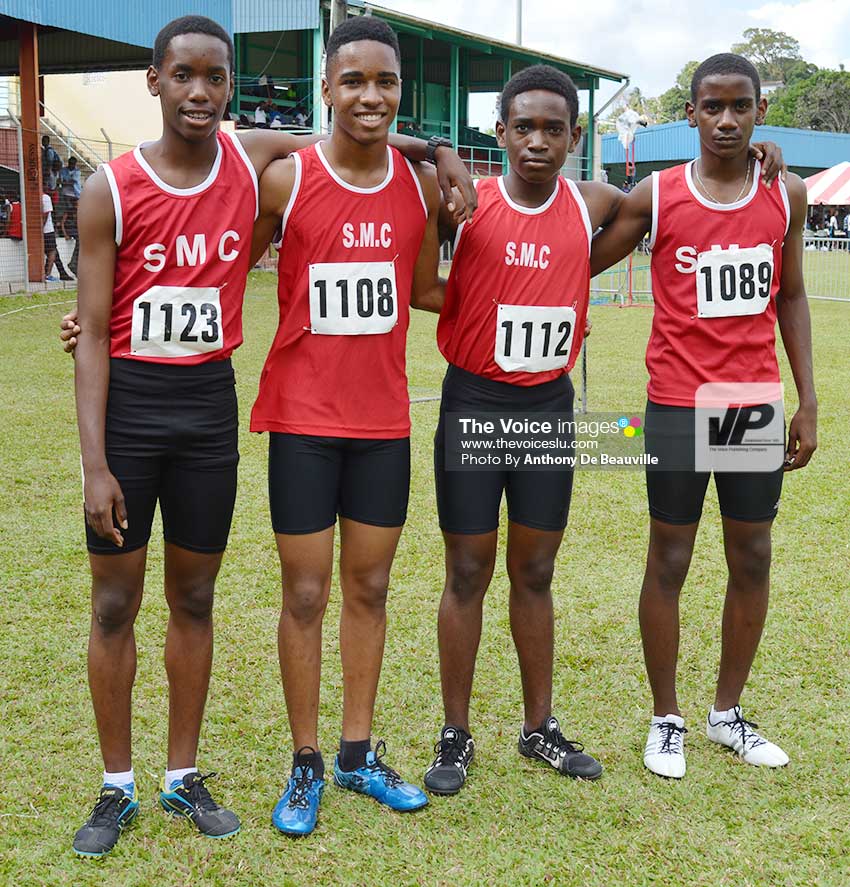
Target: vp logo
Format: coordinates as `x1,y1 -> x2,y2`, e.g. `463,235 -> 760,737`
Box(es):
708,405 -> 775,446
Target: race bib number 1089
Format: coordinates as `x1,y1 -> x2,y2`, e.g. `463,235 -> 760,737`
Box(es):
309,261 -> 398,335
696,244 -> 774,318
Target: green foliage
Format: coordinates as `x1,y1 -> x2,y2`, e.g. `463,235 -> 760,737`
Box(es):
766,69 -> 850,132
0,281 -> 849,885
731,27 -> 802,81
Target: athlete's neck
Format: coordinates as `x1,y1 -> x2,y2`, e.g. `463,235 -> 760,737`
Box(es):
696,148 -> 752,185
321,128 -> 389,189
502,171 -> 558,209
140,128 -> 220,190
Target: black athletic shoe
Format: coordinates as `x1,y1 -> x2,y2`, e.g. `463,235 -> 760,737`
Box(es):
159,772 -> 241,838
518,715 -> 603,780
73,786 -> 139,858
423,726 -> 475,795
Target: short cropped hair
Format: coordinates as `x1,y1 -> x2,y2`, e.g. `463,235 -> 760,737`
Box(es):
691,53 -> 761,102
500,64 -> 579,127
326,16 -> 401,69
153,16 -> 234,71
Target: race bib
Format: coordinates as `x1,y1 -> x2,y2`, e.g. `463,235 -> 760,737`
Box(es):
130,286 -> 223,358
696,244 -> 774,318
494,304 -> 576,373
308,261 -> 397,335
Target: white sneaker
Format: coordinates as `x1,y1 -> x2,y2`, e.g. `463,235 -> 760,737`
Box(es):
643,714 -> 687,778
705,705 -> 789,767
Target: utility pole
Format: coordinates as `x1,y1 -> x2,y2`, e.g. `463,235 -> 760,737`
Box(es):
331,0 -> 347,32
515,0 -> 522,44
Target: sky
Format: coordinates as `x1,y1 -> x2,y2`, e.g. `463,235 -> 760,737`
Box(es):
376,0 -> 850,128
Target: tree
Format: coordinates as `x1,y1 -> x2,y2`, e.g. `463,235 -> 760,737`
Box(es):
653,60 -> 700,123
731,28 -> 801,82
765,69 -> 850,132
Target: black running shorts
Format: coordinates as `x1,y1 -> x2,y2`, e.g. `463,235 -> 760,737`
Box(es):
268,433 -> 410,534
644,399 -> 783,525
434,365 -> 575,535
85,358 -> 239,555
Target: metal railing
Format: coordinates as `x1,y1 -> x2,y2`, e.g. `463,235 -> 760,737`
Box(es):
803,236 -> 850,301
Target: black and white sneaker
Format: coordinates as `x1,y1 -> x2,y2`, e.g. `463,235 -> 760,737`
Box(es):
423,726 -> 475,795
518,716 -> 603,780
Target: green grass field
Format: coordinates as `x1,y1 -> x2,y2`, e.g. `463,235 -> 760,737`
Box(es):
1,276 -> 848,886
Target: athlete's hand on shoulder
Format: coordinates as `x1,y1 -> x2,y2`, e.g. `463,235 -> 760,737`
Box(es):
784,403 -> 817,471
84,468 -> 128,547
434,146 -> 477,223
60,307 -> 80,354
749,141 -> 786,188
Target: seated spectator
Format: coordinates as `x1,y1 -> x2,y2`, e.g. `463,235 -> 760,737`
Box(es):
254,101 -> 269,128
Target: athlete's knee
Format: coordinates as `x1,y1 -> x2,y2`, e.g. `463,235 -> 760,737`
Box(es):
728,531 -> 772,587
342,567 -> 390,612
508,555 -> 555,597
168,577 -> 215,623
647,538 -> 693,594
92,585 -> 139,634
283,579 -> 330,624
445,554 -> 493,605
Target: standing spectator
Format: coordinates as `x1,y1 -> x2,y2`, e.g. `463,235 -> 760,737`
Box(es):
7,196 -> 21,240
58,156 -> 81,238
828,209 -> 838,237
48,156 -> 62,200
41,136 -> 59,185
0,193 -> 10,236
42,189 -> 72,281
254,100 -> 268,128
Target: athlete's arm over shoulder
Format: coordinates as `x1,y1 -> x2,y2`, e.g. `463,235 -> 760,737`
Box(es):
776,172 -> 817,471
74,169 -> 127,547
236,129 -> 322,178
250,156 -> 298,266
410,162 -> 445,314
588,176 -> 653,277
576,180 -> 625,231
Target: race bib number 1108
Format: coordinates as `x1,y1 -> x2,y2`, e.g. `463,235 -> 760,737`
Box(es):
309,261 -> 398,335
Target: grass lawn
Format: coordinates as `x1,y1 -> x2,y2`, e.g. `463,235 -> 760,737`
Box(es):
0,275 -> 848,886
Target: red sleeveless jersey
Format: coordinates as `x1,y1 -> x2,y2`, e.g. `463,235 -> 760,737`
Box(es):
250,143 -> 428,438
647,160 -> 790,406
437,176 -> 591,386
103,131 -> 257,364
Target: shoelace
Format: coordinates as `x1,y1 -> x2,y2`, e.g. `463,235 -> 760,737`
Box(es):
725,713 -> 766,750
544,723 -> 585,757
368,740 -> 404,788
656,721 -> 688,754
432,733 -> 466,767
288,746 -> 320,810
181,772 -> 220,812
87,791 -> 126,829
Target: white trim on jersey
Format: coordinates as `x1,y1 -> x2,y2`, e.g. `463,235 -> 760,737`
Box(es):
403,157 -> 428,219
564,178 -> 592,255
133,140 -> 223,197
452,179 -> 480,253
315,141 -> 394,194
228,132 -> 260,220
684,158 -> 760,211
648,171 -> 660,251
778,176 -> 791,237
101,163 -> 123,247
278,151 -> 303,245
497,175 -> 560,215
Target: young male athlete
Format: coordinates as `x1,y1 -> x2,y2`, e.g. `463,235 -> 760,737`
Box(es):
416,64 -> 787,795
590,53 -> 816,779
69,15 -> 472,857
243,16 -> 449,836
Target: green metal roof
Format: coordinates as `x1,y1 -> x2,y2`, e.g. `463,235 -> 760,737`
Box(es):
364,3 -> 628,85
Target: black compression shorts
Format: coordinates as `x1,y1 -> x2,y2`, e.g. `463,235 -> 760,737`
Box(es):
434,364 -> 575,535
644,399 -> 783,525
268,433 -> 410,535
85,358 -> 239,555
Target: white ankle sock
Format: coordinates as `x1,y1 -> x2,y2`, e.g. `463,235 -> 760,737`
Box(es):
103,768 -> 135,796
165,766 -> 198,790
710,705 -> 738,723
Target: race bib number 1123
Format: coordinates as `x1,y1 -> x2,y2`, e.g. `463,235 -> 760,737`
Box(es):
130,286 -> 222,358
